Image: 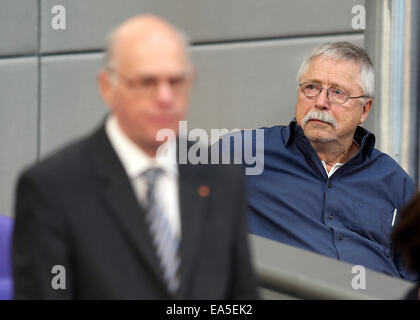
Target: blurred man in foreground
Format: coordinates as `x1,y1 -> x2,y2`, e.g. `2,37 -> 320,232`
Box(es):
13,15 -> 258,299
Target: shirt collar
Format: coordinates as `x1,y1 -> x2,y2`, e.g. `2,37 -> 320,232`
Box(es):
285,118 -> 376,157
284,118 -> 302,146
353,125 -> 375,157
105,115 -> 178,179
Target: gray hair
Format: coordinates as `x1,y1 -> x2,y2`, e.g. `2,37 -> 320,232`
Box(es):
296,41 -> 375,99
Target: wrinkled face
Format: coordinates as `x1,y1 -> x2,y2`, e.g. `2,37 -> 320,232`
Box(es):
295,57 -> 372,145
99,31 -> 193,154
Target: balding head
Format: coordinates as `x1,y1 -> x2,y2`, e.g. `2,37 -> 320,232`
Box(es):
98,15 -> 194,157
105,15 -> 190,71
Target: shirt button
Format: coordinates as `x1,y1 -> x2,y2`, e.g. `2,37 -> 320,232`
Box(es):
328,183 -> 332,189
338,234 -> 344,240
329,213 -> 334,220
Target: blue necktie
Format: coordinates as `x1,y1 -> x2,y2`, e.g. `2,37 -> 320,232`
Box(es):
143,167 -> 180,293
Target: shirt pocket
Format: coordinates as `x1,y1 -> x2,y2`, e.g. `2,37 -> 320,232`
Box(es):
352,200 -> 394,258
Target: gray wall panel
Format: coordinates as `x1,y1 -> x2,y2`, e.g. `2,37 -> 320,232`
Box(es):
40,53 -> 107,157
41,0 -> 364,53
0,0 -> 38,56
0,58 -> 38,217
40,34 -> 364,157
189,34 -> 365,132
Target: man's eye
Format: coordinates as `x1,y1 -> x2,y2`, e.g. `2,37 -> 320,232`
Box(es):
139,78 -> 157,87
331,88 -> 344,95
306,84 -> 317,90
169,76 -> 186,87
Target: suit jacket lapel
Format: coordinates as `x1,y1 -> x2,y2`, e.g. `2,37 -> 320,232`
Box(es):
177,161 -> 209,298
88,125 -> 169,295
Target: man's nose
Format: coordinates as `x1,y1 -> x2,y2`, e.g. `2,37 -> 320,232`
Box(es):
314,88 -> 331,110
155,81 -> 174,105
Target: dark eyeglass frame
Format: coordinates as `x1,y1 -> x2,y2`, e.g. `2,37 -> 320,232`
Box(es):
106,67 -> 192,95
298,82 -> 370,105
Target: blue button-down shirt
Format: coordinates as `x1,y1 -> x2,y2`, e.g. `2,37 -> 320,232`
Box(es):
220,120 -> 417,281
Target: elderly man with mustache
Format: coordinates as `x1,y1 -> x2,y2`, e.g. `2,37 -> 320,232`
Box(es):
223,41 -> 417,281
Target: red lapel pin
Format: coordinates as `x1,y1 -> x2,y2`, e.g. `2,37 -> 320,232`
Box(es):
198,185 -> 210,198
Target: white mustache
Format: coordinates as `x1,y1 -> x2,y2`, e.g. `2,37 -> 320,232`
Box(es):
302,110 -> 338,129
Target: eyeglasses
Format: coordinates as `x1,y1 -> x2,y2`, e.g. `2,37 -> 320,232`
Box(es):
107,67 -> 192,97
298,82 -> 369,105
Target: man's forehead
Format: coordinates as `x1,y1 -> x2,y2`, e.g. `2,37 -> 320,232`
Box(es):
302,57 -> 362,91
114,35 -> 188,72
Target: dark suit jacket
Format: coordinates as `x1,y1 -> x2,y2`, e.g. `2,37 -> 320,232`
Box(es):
12,124 -> 258,299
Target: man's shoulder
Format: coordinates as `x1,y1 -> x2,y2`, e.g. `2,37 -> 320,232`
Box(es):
218,125 -> 288,146
184,161 -> 244,182
235,125 -> 287,136
370,148 -> 415,184
371,148 -> 410,172
20,127 -> 101,184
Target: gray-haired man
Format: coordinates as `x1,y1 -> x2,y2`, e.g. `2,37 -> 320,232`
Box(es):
228,41 -> 417,281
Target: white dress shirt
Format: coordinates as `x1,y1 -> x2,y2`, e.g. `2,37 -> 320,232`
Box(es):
321,161 -> 343,178
321,140 -> 359,178
105,115 -> 181,239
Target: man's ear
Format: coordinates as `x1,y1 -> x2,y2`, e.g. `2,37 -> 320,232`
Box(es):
360,98 -> 373,124
97,69 -> 114,110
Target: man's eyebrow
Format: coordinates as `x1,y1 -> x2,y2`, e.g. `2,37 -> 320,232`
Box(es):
305,78 -> 351,93
134,71 -> 188,78
329,81 -> 350,93
303,78 -> 322,84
